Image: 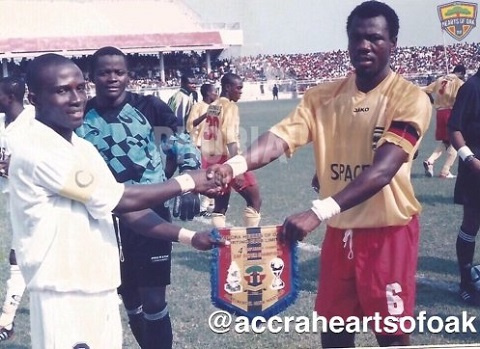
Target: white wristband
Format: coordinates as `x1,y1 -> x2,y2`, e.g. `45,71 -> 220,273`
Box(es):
457,146 -> 475,161
225,155 -> 248,178
178,228 -> 196,245
311,197 -> 341,221
174,173 -> 195,193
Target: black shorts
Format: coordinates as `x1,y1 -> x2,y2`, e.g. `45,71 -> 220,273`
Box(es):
117,204 -> 172,293
454,148 -> 480,208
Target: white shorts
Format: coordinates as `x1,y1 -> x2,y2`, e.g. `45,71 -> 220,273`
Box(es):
30,289 -> 122,349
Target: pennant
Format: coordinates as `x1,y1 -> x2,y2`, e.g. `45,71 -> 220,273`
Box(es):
211,225 -> 299,319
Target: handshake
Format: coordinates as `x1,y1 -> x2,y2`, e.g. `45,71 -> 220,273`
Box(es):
171,163 -> 234,221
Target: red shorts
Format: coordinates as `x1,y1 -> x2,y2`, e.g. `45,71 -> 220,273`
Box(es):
201,155 -> 257,192
315,216 -> 419,335
435,109 -> 452,141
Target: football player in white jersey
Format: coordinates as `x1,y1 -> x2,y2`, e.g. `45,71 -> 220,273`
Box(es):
210,2 -> 431,347
8,53 -> 224,349
0,77 -> 34,342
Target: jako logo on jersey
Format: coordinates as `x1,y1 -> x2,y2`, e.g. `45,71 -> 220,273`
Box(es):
437,2 -> 477,41
353,107 -> 369,113
331,163 -> 370,181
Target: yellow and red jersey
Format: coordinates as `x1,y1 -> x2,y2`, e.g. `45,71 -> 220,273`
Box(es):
187,100 -> 210,147
423,73 -> 464,110
270,71 -> 432,229
200,97 -> 240,157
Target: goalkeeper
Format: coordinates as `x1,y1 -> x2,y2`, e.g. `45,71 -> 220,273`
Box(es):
75,47 -> 207,349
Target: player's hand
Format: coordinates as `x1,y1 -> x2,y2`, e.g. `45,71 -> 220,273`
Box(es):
209,164 -> 234,188
467,158 -> 480,176
233,174 -> 246,189
281,210 -> 321,242
191,231 -> 230,251
172,192 -> 200,221
187,169 -> 223,196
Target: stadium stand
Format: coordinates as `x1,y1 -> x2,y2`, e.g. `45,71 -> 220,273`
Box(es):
0,1 -> 478,101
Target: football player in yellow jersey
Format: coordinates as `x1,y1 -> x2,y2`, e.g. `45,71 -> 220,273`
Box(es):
200,73 -> 262,228
211,2 -> 432,347
186,83 -> 218,147
423,65 -> 466,178
186,83 -> 218,215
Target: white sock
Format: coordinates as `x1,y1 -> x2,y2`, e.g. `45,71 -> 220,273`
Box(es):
0,265 -> 26,327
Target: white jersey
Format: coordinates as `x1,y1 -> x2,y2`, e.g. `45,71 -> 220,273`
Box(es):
0,105 -> 35,194
8,118 -> 125,293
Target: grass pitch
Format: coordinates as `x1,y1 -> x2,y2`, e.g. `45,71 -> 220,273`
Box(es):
0,99 -> 479,348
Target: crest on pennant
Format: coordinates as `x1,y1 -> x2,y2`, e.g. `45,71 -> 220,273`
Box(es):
437,2 -> 478,41
211,226 -> 299,319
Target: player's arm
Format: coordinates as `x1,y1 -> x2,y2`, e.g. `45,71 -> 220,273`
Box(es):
226,142 -> 238,158
212,131 -> 289,186
118,209 -> 226,250
448,85 -> 480,174
282,142 -> 407,241
192,112 -> 208,128
186,104 -> 206,129
332,142 -> 407,211
449,130 -> 480,174
113,169 -> 220,214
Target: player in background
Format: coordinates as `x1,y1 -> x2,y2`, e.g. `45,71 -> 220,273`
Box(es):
210,2 -> 431,347
9,53 -> 224,349
0,77 -> 34,342
448,66 -> 480,305
187,83 -> 218,148
167,72 -> 196,132
422,65 -> 466,178
186,83 -> 218,215
75,46 -> 195,349
201,73 -> 262,228
166,73 -> 203,218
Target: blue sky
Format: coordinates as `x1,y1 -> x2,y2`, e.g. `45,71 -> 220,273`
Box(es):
184,0 -> 480,55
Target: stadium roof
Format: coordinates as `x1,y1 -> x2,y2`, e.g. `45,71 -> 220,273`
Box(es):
0,0 -> 243,59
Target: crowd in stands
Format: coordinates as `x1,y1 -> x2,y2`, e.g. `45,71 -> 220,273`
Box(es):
232,42 -> 480,83
3,42 -> 479,90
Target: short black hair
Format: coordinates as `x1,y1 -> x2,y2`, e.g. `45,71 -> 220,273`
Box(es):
181,72 -> 195,85
90,46 -> 127,76
200,83 -> 215,98
347,1 -> 399,40
453,65 -> 466,74
220,73 -> 241,89
0,76 -> 26,102
26,53 -> 74,94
